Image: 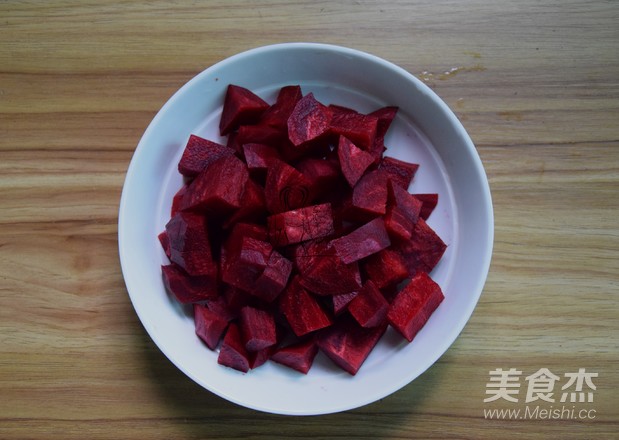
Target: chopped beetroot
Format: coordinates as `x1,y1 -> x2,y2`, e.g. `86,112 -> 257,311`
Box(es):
250,346 -> 275,369
391,218 -> 447,276
222,285 -> 256,317
223,178 -> 266,228
367,106 -> 398,163
264,160 -> 313,214
380,156 -> 419,190
178,134 -> 234,178
384,205 -> 414,241
259,85 -> 303,131
413,193 -> 439,220
279,276 -> 332,337
267,203 -> 334,247
337,135 -> 375,187
330,217 -> 391,264
165,211 -> 217,277
194,303 -> 229,350
227,123 -> 284,155
347,280 -> 389,328
370,106 -> 398,134
158,231 -> 171,259
252,250 -> 293,302
296,242 -> 362,296
271,339 -> 318,374
387,272 -> 444,342
332,291 -> 358,315
219,84 -> 269,136
180,155 -> 249,215
328,105 -> 379,151
351,169 -> 389,217
239,306 -> 277,352
217,323 -> 252,373
222,236 -> 272,293
295,157 -> 342,199
242,143 -> 281,178
225,222 -> 268,253
316,315 -> 387,375
384,181 -> 423,240
205,296 -> 237,322
287,93 -> 332,148
159,84 -> 447,375
388,180 -> 422,224
171,185 -> 186,217
161,264 -> 218,303
362,249 -> 409,289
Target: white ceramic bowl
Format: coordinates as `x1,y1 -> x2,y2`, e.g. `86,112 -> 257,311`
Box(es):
118,42 -> 493,415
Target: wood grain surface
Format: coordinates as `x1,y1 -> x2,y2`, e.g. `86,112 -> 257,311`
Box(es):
1,1 -> 618,439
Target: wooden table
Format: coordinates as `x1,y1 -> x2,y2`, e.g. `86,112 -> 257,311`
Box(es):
1,1 -> 617,438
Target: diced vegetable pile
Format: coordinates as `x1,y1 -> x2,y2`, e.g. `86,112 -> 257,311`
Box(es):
158,84 -> 447,375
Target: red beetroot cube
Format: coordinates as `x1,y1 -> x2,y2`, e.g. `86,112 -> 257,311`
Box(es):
250,346 -> 275,369
380,156 -> 419,190
337,135 -> 374,187
384,205 -> 414,241
413,193 -> 439,220
295,157 -> 342,199
328,105 -> 379,150
239,306 -> 277,352
219,84 -> 269,136
367,106 -> 398,163
290,239 -> 331,273
316,315 -> 387,375
171,185 -> 187,217
194,304 -> 228,350
387,271 -> 444,342
296,241 -> 362,296
332,291 -> 358,315
221,221 -> 267,271
227,123 -> 284,155
252,250 -> 293,302
271,339 -> 318,374
223,178 -> 266,228
222,285 -> 256,318
351,169 -> 389,217
362,249 -> 409,289
330,217 -> 391,264
205,296 -> 237,322
287,93 -> 332,148
242,143 -> 280,178
217,323 -> 252,373
347,280 -> 389,328
164,211 -> 216,277
259,85 -> 303,131
384,181 -> 423,240
391,218 -> 447,276
178,135 -> 234,178
161,264 -> 218,304
279,276 -> 332,337
267,203 -> 335,247
222,236 -> 272,293
389,180 -> 422,224
158,231 -> 171,259
180,155 -> 249,216
225,222 -> 268,254
264,160 -> 313,214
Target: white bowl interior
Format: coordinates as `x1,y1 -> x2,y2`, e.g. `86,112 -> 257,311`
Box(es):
118,43 -> 493,415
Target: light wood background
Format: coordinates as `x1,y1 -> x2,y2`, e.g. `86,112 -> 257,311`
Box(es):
1,1 -> 617,439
